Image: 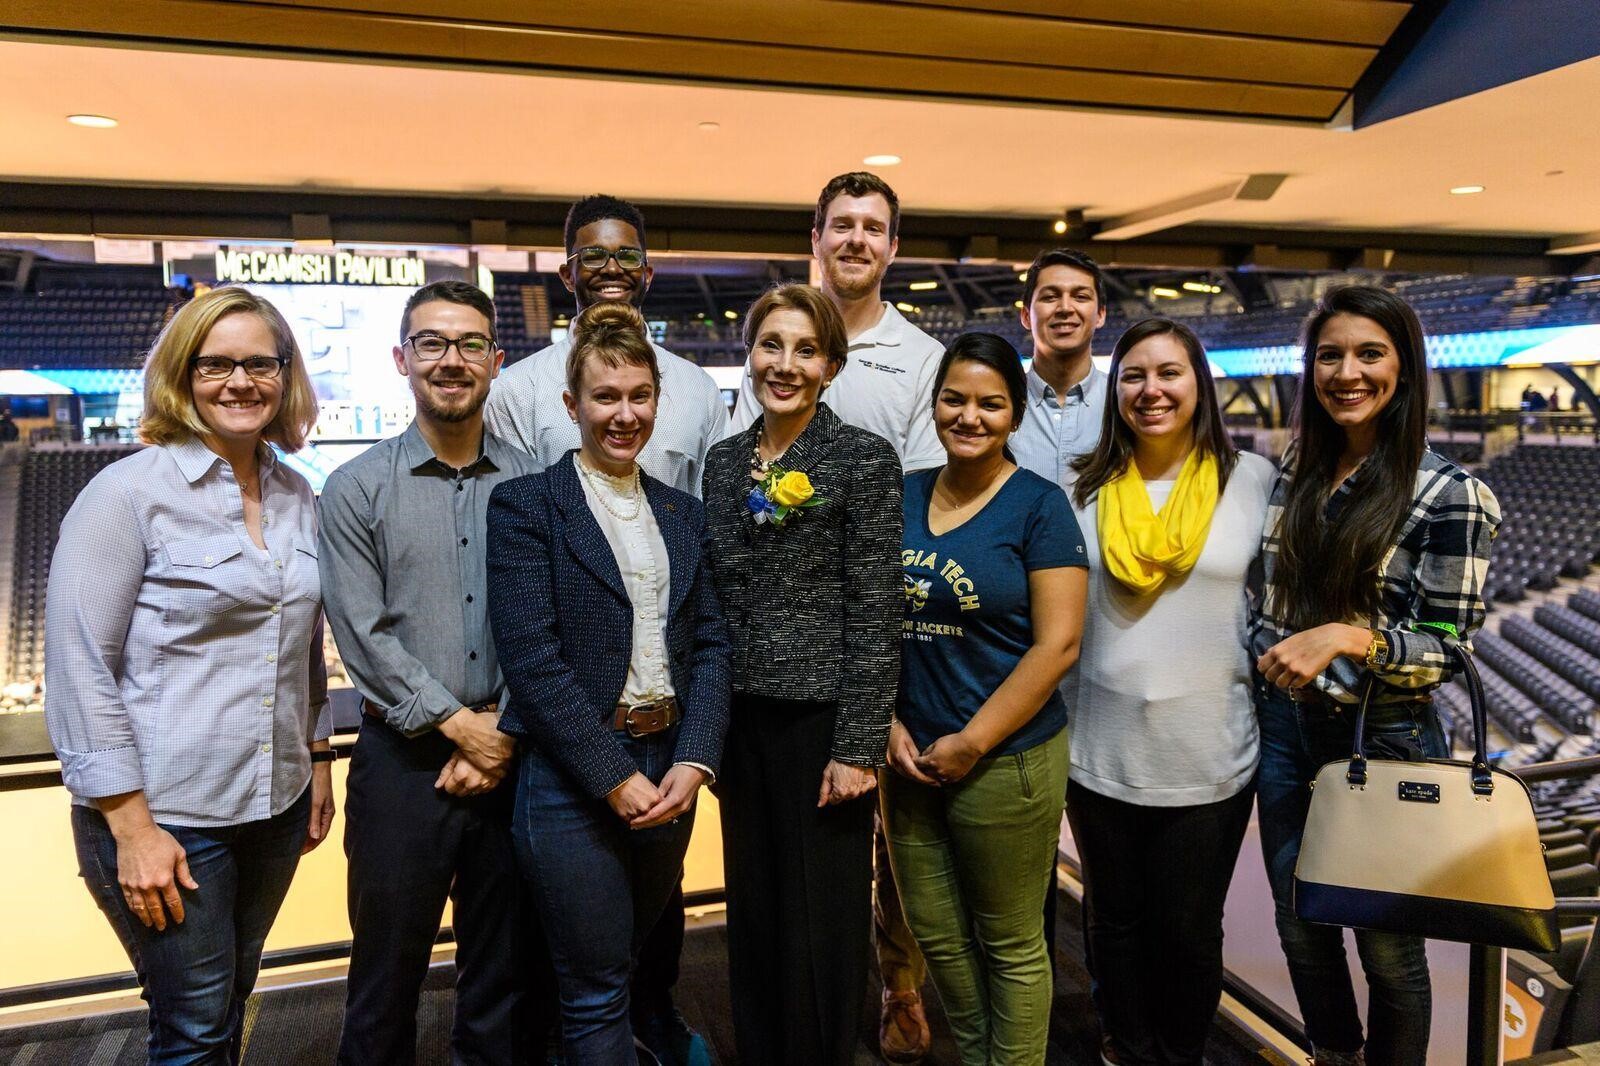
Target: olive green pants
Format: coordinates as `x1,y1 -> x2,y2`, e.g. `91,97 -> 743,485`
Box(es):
880,727 -> 1070,1066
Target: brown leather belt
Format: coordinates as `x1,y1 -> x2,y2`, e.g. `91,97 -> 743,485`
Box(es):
612,697 -> 681,738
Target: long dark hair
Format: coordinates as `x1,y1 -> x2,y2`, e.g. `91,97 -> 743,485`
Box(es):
1071,318 -> 1237,507
1273,285 -> 1429,631
931,332 -> 1027,462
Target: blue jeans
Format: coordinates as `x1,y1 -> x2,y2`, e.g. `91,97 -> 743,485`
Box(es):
1255,684 -> 1445,1066
513,729 -> 695,1066
71,788 -> 310,1066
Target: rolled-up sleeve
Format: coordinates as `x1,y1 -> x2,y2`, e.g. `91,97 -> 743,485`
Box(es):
1377,475 -> 1501,690
317,471 -> 461,736
44,473 -> 148,799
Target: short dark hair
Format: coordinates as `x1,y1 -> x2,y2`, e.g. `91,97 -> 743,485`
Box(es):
1022,248 -> 1107,310
402,280 -> 496,343
564,194 -> 648,256
814,172 -> 900,240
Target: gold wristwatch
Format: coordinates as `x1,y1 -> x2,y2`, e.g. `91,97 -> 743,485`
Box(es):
1364,629 -> 1390,669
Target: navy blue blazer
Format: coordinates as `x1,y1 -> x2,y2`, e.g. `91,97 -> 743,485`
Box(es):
486,452 -> 731,799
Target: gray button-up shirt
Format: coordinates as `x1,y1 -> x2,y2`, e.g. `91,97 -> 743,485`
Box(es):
45,438 -> 330,827
318,422 -> 536,736
483,338 -> 727,497
1011,364 -> 1109,489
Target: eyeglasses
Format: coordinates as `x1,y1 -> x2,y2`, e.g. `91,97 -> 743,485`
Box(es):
567,245 -> 647,272
190,355 -> 288,380
404,333 -> 497,362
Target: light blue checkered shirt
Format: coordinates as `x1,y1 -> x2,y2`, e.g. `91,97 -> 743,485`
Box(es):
45,438 -> 330,827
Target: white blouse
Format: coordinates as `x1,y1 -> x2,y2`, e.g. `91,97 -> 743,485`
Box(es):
574,454 -> 675,703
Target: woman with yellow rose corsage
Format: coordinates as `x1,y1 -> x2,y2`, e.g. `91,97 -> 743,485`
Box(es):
701,283 -> 904,1066
1065,319 -> 1273,1066
881,331 -> 1088,1066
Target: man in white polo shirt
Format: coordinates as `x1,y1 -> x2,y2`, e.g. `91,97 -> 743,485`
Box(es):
728,172 -> 944,474
484,194 -> 727,496
482,193 -> 726,1066
730,171 -> 943,1063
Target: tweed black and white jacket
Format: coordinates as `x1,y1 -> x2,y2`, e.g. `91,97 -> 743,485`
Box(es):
702,403 -> 904,767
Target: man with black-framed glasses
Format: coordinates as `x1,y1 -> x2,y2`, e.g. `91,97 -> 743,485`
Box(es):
321,280 -> 554,1065
484,194 -> 728,497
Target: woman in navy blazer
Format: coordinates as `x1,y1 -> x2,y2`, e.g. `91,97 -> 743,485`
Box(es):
486,303 -> 730,1065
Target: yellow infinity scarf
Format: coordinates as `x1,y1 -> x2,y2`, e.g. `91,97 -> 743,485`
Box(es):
1097,449 -> 1220,595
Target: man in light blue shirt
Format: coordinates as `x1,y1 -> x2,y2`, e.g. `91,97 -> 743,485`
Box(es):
1011,249 -> 1111,488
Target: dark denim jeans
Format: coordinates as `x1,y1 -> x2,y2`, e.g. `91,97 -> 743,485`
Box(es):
71,788 -> 310,1066
513,728 -> 695,1066
1255,683 -> 1446,1066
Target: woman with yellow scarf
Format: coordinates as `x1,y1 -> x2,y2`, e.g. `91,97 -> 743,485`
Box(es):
1066,319 -> 1274,1066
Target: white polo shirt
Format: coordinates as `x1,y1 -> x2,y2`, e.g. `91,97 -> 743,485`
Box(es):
483,337 -> 728,498
727,301 -> 944,472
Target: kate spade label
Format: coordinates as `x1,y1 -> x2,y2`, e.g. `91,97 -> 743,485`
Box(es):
1398,781 -> 1440,803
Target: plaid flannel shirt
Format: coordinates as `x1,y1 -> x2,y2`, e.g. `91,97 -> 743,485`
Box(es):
1248,446 -> 1501,704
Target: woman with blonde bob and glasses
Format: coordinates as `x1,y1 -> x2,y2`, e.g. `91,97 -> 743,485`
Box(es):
1067,319 -> 1273,1066
45,286 -> 334,1065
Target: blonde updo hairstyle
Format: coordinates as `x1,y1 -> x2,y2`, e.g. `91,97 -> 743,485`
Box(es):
140,286 -> 318,451
565,302 -> 660,395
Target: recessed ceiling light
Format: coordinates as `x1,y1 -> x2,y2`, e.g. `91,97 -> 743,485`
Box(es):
67,114 -> 118,129
1013,300 -> 1024,309
1052,219 -> 1068,235
1151,286 -> 1181,299
1450,184 -> 1485,195
697,121 -> 721,133
1017,272 -> 1027,282
863,154 -> 901,166
723,309 -> 738,320
895,301 -> 917,313
908,280 -> 938,291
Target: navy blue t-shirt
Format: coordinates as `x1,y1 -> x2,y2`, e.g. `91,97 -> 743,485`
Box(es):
898,467 -> 1087,756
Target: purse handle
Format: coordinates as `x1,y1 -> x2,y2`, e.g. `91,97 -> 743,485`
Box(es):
1347,642 -> 1494,796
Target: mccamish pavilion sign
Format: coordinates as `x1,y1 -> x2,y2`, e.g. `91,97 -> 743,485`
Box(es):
214,250 -> 427,286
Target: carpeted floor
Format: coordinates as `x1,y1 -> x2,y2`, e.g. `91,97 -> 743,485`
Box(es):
0,889 -> 1289,1065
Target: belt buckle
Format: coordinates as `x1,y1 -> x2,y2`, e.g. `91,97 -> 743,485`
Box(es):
624,701 -> 661,738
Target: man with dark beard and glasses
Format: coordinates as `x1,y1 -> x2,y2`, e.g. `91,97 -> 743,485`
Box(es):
485,194 -> 728,496
320,280 -> 553,1065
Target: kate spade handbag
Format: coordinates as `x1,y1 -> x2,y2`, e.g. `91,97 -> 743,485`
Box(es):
1293,645 -> 1559,952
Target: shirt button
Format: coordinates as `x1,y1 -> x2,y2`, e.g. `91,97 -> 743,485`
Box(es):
203,554 -> 214,563
263,696 -> 274,707
469,651 -> 478,661
266,653 -> 276,663
275,560 -> 283,569
461,537 -> 469,546
456,483 -> 464,492
465,594 -> 474,604
261,743 -> 272,754
270,604 -> 280,614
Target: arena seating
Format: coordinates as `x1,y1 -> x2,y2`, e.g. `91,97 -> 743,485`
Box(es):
0,288 -> 172,370
6,446 -> 140,682
1477,445 -> 1600,604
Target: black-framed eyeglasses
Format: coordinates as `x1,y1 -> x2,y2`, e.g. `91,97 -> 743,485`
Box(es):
567,245 -> 647,272
404,332 -> 497,363
190,355 -> 288,380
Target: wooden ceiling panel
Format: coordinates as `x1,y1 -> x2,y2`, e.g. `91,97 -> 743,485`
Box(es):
264,0 -> 1378,88
3,0 -> 1411,121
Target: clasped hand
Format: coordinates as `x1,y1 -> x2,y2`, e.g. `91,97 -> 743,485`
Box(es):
436,706 -> 515,797
607,764 -> 709,829
888,720 -> 983,786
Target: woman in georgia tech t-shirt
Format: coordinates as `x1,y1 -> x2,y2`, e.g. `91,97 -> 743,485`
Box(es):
881,331 -> 1088,1066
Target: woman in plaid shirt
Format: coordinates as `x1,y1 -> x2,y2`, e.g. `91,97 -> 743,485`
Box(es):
1249,285 -> 1500,1066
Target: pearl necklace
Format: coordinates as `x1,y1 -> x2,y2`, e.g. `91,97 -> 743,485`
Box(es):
577,456 -> 643,521
751,435 -> 787,479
